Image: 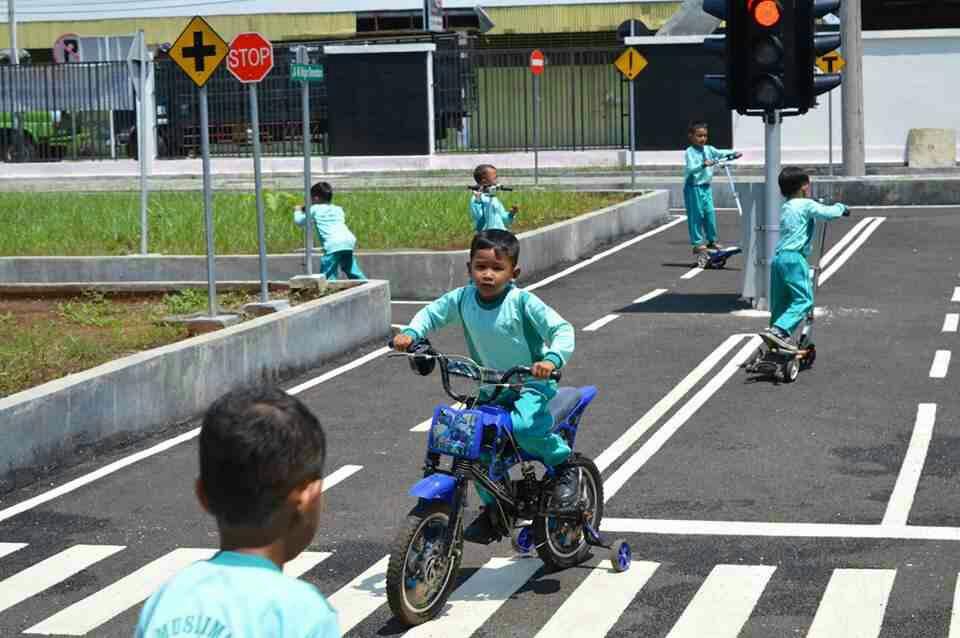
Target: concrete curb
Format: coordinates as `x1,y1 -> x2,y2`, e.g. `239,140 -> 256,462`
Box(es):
0,191 -> 670,299
0,280 -> 391,491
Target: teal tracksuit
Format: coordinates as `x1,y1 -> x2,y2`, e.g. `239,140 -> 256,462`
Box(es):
771,198 -> 847,334
683,144 -> 732,247
469,194 -> 515,232
294,203 -> 366,281
403,283 -> 575,474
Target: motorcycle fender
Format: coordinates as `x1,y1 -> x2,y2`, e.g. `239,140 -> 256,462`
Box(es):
409,473 -> 457,505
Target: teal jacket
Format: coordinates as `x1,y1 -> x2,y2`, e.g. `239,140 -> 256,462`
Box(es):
402,283 -> 574,372
294,203 -> 357,254
776,198 -> 847,256
469,194 -> 515,232
684,144 -> 733,186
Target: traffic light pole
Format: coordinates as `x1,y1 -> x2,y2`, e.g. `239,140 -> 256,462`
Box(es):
759,110 -> 782,310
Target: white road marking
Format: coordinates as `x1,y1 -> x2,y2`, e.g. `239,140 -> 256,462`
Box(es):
284,551 -> 332,577
326,556 -> 390,634
411,403 -> 464,432
25,548 -> 216,636
599,518 -> 960,541
666,564 -> 776,638
953,287 -> 960,303
594,334 -> 748,473
583,313 -> 621,332
0,544 -> 26,559
403,557 -> 543,637
634,288 -> 668,304
949,574 -> 960,638
819,217 -> 886,285
930,350 -> 952,378
883,404 -> 937,526
287,346 -> 392,395
391,300 -> 429,305
322,465 -> 364,491
944,313 -> 960,333
534,561 -> 660,638
806,569 -> 896,638
602,336 -> 761,501
0,545 -> 124,615
820,217 -> 875,267
680,266 -> 703,279
524,216 -> 687,292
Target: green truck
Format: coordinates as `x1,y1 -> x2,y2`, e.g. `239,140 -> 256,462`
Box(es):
0,110 -> 112,162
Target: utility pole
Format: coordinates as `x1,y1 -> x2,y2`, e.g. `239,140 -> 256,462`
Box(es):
840,0 -> 865,176
8,0 -> 24,161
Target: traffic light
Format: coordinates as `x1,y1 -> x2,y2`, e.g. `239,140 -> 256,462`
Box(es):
795,0 -> 842,111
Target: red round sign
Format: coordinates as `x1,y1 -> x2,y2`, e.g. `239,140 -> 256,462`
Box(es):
529,49 -> 544,76
227,32 -> 274,83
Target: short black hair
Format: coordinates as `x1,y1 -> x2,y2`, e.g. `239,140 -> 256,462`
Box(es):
779,166 -> 810,197
199,386 -> 326,528
310,182 -> 333,203
473,164 -> 496,184
688,121 -> 708,134
470,229 -> 520,266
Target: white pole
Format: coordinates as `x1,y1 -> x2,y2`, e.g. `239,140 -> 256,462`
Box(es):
138,30 -> 150,254
8,0 -> 23,161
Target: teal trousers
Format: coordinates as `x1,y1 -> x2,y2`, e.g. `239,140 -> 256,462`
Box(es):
683,183 -> 718,247
770,251 -> 813,334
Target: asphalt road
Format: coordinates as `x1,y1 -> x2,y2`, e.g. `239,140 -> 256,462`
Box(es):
0,206 -> 957,637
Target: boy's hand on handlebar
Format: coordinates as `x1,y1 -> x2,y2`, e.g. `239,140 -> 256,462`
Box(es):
842,206 -> 851,217
392,334 -> 414,352
531,360 -> 556,380
510,205 -> 520,216
704,159 -> 716,167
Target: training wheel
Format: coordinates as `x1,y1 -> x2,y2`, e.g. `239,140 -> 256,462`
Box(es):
511,526 -> 534,555
801,344 -> 816,370
610,539 -> 632,573
783,358 -> 800,383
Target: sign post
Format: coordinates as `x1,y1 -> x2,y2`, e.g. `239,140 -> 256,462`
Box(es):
228,32 -> 275,305
530,49 -> 544,186
816,53 -> 845,190
297,46 -> 314,276
614,45 -> 648,189
169,16 -> 228,319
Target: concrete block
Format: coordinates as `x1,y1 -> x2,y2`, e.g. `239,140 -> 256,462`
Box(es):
289,274 -> 329,292
242,300 -> 291,317
907,128 -> 957,168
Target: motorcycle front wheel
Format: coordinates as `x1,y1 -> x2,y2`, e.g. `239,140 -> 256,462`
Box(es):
533,453 -> 604,570
386,501 -> 463,626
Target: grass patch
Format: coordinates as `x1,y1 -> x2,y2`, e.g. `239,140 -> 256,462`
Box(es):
0,190 -> 633,256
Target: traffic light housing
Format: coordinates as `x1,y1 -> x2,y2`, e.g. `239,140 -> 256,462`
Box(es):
703,0 -> 842,115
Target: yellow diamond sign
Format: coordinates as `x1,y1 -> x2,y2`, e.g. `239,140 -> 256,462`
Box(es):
169,16 -> 228,88
816,52 -> 845,74
614,48 -> 648,81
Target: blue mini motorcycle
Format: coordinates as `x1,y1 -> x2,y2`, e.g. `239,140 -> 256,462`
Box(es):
386,340 -> 631,626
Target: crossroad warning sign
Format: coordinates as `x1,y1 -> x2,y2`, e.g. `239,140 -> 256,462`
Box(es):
614,47 -> 648,81
168,16 -> 228,88
816,52 -> 845,74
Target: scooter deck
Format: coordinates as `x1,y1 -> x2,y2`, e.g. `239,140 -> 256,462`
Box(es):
757,333 -> 812,357
696,246 -> 742,269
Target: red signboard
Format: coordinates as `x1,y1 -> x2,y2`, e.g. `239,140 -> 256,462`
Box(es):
530,49 -> 545,76
227,32 -> 274,83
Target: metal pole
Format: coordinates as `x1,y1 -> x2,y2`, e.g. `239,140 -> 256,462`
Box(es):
629,21 -> 636,189
138,30 -> 150,254
250,83 -> 269,303
199,85 -> 219,317
8,0 -> 22,162
841,0 -> 865,176
760,110 -> 782,310
827,90 -> 834,200
299,46 -> 314,275
533,74 -> 540,186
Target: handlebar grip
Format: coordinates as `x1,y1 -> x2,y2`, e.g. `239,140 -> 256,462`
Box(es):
550,369 -> 562,381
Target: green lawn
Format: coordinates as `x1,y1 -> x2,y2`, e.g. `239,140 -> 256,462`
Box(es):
0,190 -> 634,256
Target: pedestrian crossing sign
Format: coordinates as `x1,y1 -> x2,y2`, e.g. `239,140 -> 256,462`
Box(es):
168,16 -> 228,88
614,47 -> 648,81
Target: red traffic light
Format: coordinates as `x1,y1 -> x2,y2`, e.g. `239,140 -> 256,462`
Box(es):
749,0 -> 782,27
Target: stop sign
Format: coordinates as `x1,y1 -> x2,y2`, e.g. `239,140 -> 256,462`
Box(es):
529,49 -> 544,76
227,32 -> 274,83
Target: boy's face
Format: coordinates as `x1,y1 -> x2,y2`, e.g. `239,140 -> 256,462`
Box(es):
689,127 -> 708,147
468,248 -> 519,300
801,179 -> 812,197
480,167 -> 497,186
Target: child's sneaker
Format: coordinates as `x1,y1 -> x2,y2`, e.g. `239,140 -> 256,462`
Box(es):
552,464 -> 581,511
706,241 -> 725,251
692,244 -> 709,255
463,508 -> 500,544
761,326 -> 796,351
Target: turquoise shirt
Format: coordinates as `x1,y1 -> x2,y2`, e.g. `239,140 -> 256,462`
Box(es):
684,145 -> 733,186
469,194 -> 515,232
776,198 -> 847,256
294,203 -> 357,254
135,551 -> 339,638
403,283 -> 574,372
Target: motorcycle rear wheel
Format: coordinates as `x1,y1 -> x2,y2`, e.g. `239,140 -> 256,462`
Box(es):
533,454 -> 604,570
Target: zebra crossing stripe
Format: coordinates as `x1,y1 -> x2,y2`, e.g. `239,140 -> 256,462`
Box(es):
665,564 -> 776,638
0,543 -> 26,560
284,551 -> 332,577
948,574 -> 960,638
0,544 -> 124,615
805,569 -> 896,638
534,561 -> 660,638
404,557 -> 543,637
326,555 -> 390,634
24,548 -> 216,636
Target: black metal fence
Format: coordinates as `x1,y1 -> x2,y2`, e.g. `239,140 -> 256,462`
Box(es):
0,61 -> 134,162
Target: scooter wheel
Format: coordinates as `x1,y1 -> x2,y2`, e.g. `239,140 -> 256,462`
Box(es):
783,358 -> 800,383
801,344 -> 816,370
511,526 -> 534,555
697,253 -> 710,268
717,258 -> 727,269
610,539 -> 632,573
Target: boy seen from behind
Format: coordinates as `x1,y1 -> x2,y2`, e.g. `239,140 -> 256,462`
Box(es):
391,229 -> 577,544
295,182 -> 366,281
470,164 -> 519,232
761,166 -> 850,351
684,121 -> 741,255
135,386 -> 338,638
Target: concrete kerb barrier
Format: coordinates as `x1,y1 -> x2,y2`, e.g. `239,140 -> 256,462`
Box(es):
0,280 -> 391,492
0,191 -> 671,299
